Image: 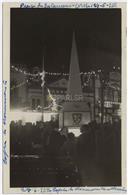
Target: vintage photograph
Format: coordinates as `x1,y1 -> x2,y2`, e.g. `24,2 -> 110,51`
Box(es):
9,7 -> 122,188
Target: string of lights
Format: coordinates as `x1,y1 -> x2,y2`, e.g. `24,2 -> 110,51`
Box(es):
107,82 -> 120,90
11,65 -> 120,77
41,70 -> 45,87
46,86 -> 63,111
11,73 -> 91,90
11,73 -> 120,91
11,65 -> 68,76
11,64 -> 121,91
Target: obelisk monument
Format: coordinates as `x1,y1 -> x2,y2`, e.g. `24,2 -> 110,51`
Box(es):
59,32 -> 91,128
67,32 -> 83,96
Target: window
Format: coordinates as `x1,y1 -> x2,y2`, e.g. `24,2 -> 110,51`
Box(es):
32,98 -> 36,110
37,99 -> 40,106
113,90 -> 118,102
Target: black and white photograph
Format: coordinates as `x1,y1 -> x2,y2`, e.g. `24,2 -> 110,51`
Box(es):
2,2 -> 127,192
10,7 -> 121,188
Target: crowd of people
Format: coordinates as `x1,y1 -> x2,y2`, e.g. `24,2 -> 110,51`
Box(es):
10,119 -> 121,186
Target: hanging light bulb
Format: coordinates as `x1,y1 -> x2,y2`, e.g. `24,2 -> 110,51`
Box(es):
41,70 -> 45,87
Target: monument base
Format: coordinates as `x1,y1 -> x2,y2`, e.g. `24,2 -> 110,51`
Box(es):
59,111 -> 91,129
59,101 -> 91,128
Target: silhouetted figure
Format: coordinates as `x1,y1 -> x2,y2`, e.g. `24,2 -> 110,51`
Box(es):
48,129 -> 62,155
77,124 -> 96,185
61,132 -> 77,160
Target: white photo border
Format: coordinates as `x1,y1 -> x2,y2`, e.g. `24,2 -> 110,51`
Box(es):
2,2 -> 127,193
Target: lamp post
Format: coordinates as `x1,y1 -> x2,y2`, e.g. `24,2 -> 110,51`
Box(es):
41,69 -> 45,122
99,70 -> 109,124
92,72 -> 96,121
41,46 -> 45,122
100,78 -> 105,124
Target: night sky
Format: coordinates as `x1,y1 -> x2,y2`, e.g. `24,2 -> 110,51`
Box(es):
11,8 -> 121,73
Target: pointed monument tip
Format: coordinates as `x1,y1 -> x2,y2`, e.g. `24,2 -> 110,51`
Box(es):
67,29 -> 82,95
72,31 -> 76,46
73,31 -> 75,38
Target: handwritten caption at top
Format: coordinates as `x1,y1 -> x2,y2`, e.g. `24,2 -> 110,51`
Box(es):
20,2 -> 117,9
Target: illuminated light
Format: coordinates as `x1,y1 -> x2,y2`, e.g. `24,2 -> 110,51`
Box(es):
11,65 -> 100,78
10,110 -> 59,123
47,87 -> 63,111
41,70 -> 45,87
12,65 -> 118,84
47,88 -> 58,111
43,103 -> 53,110
10,110 -> 41,124
68,127 -> 81,137
99,113 -> 102,117
43,112 -> 58,122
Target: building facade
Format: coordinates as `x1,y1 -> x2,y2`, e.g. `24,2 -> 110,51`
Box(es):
10,66 -> 121,124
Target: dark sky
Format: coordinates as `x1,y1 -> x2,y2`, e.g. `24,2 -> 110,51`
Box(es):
11,8 -> 121,73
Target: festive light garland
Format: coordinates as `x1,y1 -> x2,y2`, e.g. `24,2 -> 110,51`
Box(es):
11,65 -> 68,76
46,87 -> 63,111
43,103 -> 53,110
11,77 -> 119,91
10,65 -> 120,112
40,69 -> 63,111
10,64 -> 121,115
11,64 -> 121,77
47,88 -> 58,111
11,64 -> 121,91
41,70 -> 45,87
107,82 -> 120,90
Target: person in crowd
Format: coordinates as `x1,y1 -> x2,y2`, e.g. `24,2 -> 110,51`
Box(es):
60,127 -> 68,138
60,132 -> 77,160
77,124 -> 96,185
48,128 -> 63,155
41,122 -> 53,153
